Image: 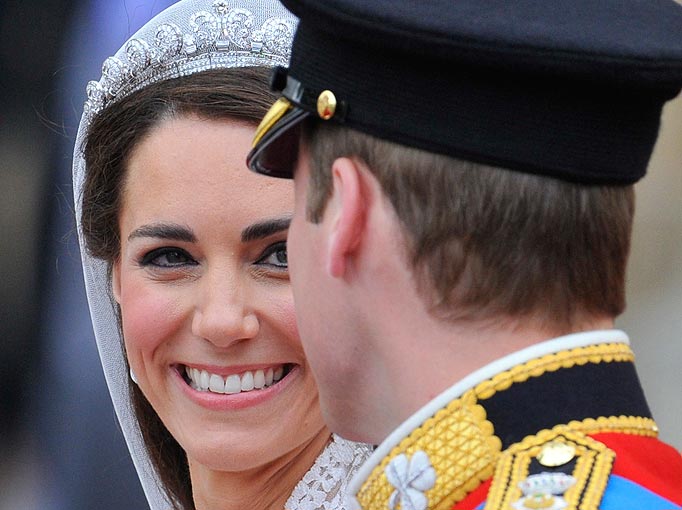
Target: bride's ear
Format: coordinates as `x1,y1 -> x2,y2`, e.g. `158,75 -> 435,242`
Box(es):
112,260 -> 122,304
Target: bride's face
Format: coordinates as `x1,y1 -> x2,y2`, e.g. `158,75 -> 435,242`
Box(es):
113,115 -> 326,471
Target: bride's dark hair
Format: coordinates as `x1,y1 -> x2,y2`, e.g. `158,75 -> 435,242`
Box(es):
81,66 -> 277,510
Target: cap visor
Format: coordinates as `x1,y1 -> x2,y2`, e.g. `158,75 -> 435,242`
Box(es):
248,106 -> 310,178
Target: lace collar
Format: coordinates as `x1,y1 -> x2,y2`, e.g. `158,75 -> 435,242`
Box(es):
286,435 -> 373,510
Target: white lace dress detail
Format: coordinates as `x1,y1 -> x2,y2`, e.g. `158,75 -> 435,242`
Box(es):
285,435 -> 373,510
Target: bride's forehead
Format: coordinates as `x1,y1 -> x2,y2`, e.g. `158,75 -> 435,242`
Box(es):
125,118 -> 258,184
130,115 -> 248,157
117,117 -> 293,236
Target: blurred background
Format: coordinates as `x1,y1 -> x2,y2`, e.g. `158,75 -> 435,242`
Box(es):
0,1 -> 680,509
1,2 -> 173,509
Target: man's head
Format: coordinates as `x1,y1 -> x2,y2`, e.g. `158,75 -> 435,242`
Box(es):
287,123 -> 634,441
301,122 -> 635,327
248,0 -> 682,441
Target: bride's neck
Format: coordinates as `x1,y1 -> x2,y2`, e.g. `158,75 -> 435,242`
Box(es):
189,428 -> 331,510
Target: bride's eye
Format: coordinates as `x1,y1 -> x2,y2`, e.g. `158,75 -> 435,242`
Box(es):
141,247 -> 196,268
256,241 -> 288,269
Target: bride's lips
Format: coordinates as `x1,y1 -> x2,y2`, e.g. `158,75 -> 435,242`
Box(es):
172,363 -> 298,411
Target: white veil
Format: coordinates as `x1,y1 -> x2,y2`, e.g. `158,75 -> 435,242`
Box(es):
72,1 -> 298,508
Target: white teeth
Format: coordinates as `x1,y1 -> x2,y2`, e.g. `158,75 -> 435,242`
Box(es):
225,374 -> 241,394
184,365 -> 287,394
254,370 -> 265,389
209,374 -> 225,393
240,371 -> 254,391
200,370 -> 210,390
185,367 -> 197,390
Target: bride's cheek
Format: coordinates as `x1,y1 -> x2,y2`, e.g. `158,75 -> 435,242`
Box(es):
120,281 -> 186,356
277,299 -> 300,344
262,289 -> 300,349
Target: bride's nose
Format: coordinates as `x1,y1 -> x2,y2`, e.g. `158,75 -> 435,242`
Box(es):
191,268 -> 259,347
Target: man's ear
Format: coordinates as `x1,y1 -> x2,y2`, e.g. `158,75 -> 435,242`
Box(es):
327,157 -> 366,278
112,259 -> 122,304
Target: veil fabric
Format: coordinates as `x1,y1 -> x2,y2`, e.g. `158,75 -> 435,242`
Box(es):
72,1 -> 370,508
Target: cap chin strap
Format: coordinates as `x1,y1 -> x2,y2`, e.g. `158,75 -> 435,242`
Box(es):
253,97 -> 294,147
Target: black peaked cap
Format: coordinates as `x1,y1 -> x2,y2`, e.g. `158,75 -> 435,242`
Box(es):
248,0 -> 682,184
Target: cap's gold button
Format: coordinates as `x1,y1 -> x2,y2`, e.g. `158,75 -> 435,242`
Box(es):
537,440 -> 576,467
317,90 -> 337,120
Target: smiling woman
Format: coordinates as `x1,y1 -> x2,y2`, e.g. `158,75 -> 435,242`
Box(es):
72,2 -> 370,510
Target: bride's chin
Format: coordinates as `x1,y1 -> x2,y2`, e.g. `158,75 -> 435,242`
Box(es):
167,365 -> 330,474
184,440 -> 276,473
183,425 -> 331,475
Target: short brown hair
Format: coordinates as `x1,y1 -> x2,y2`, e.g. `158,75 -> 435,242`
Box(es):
303,122 -> 634,330
81,67 -> 277,510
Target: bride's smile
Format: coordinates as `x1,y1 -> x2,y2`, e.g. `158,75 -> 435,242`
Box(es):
181,363 -> 290,393
175,362 -> 299,411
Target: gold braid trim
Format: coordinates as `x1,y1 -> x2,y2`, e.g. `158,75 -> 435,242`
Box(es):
563,415 -> 658,437
355,392 -> 502,510
473,343 -> 634,401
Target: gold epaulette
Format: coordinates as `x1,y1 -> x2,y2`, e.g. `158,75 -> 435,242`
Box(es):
485,427 -> 614,510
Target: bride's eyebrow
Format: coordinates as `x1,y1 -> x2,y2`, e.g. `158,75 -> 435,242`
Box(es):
241,216 -> 291,243
128,223 -> 196,242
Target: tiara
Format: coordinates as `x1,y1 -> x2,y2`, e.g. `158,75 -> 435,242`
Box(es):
83,0 -> 296,121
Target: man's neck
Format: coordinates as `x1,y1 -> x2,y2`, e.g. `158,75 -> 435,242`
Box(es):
378,310 -> 616,439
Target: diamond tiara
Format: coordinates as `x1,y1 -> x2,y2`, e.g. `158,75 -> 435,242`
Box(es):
83,0 -> 297,122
